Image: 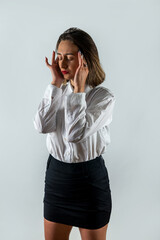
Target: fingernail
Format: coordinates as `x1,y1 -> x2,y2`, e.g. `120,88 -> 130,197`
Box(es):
79,50 -> 83,56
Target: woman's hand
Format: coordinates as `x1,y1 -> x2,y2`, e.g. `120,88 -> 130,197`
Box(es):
73,51 -> 89,93
45,51 -> 64,88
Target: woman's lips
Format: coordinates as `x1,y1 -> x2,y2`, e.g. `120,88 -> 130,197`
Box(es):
61,71 -> 69,74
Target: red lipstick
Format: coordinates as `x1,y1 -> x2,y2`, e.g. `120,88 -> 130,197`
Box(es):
61,71 -> 69,74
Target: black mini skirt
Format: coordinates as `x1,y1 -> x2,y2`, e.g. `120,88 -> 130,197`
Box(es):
43,154 -> 112,230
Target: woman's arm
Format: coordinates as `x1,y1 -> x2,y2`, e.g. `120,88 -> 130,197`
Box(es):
64,87 -> 116,143
33,83 -> 62,133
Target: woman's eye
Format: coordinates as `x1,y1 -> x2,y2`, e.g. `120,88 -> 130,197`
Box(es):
68,58 -> 74,61
58,57 -> 74,61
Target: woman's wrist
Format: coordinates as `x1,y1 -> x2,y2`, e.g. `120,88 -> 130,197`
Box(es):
74,88 -> 85,93
51,82 -> 61,88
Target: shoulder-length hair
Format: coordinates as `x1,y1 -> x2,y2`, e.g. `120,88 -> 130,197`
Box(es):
55,27 -> 106,88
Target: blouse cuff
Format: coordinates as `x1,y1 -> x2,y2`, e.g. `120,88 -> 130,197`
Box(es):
43,84 -> 63,100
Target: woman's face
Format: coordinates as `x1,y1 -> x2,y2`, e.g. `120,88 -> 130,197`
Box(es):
57,40 -> 79,85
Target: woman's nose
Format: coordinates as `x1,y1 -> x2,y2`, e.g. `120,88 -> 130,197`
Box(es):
61,59 -> 67,68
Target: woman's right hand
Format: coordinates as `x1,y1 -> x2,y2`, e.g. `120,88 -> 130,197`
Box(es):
45,50 -> 64,87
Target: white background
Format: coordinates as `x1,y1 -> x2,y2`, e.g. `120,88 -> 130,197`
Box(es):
0,0 -> 160,239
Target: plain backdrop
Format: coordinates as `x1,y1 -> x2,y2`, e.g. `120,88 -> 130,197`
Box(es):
0,0 -> 160,239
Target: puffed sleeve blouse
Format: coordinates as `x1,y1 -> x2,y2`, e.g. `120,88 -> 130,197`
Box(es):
33,80 -> 116,163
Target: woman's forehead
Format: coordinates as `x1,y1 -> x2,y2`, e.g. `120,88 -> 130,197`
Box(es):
57,40 -> 79,54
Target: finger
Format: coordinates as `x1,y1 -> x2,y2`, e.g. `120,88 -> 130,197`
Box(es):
81,55 -> 85,69
80,54 -> 87,69
81,54 -> 87,67
86,68 -> 89,75
78,51 -> 83,67
51,50 -> 55,65
45,57 -> 51,66
83,61 -> 88,68
55,56 -> 59,64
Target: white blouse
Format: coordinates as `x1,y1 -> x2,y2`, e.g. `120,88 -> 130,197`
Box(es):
33,80 -> 116,163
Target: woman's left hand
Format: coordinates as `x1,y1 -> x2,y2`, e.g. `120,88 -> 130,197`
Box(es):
73,51 -> 89,93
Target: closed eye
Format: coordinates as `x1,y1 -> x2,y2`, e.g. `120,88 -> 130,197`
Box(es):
68,58 -> 74,61
58,57 -> 74,61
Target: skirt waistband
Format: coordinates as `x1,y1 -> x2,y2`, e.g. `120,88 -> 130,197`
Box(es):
47,154 -> 105,175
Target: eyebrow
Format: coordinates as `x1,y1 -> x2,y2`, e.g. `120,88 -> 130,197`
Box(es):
57,52 -> 75,55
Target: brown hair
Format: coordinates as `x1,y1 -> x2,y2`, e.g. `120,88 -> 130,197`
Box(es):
55,27 -> 106,88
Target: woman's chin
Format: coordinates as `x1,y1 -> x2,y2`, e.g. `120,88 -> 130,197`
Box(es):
64,76 -> 70,81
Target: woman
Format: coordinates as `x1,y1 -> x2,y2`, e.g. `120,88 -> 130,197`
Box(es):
33,27 -> 116,240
